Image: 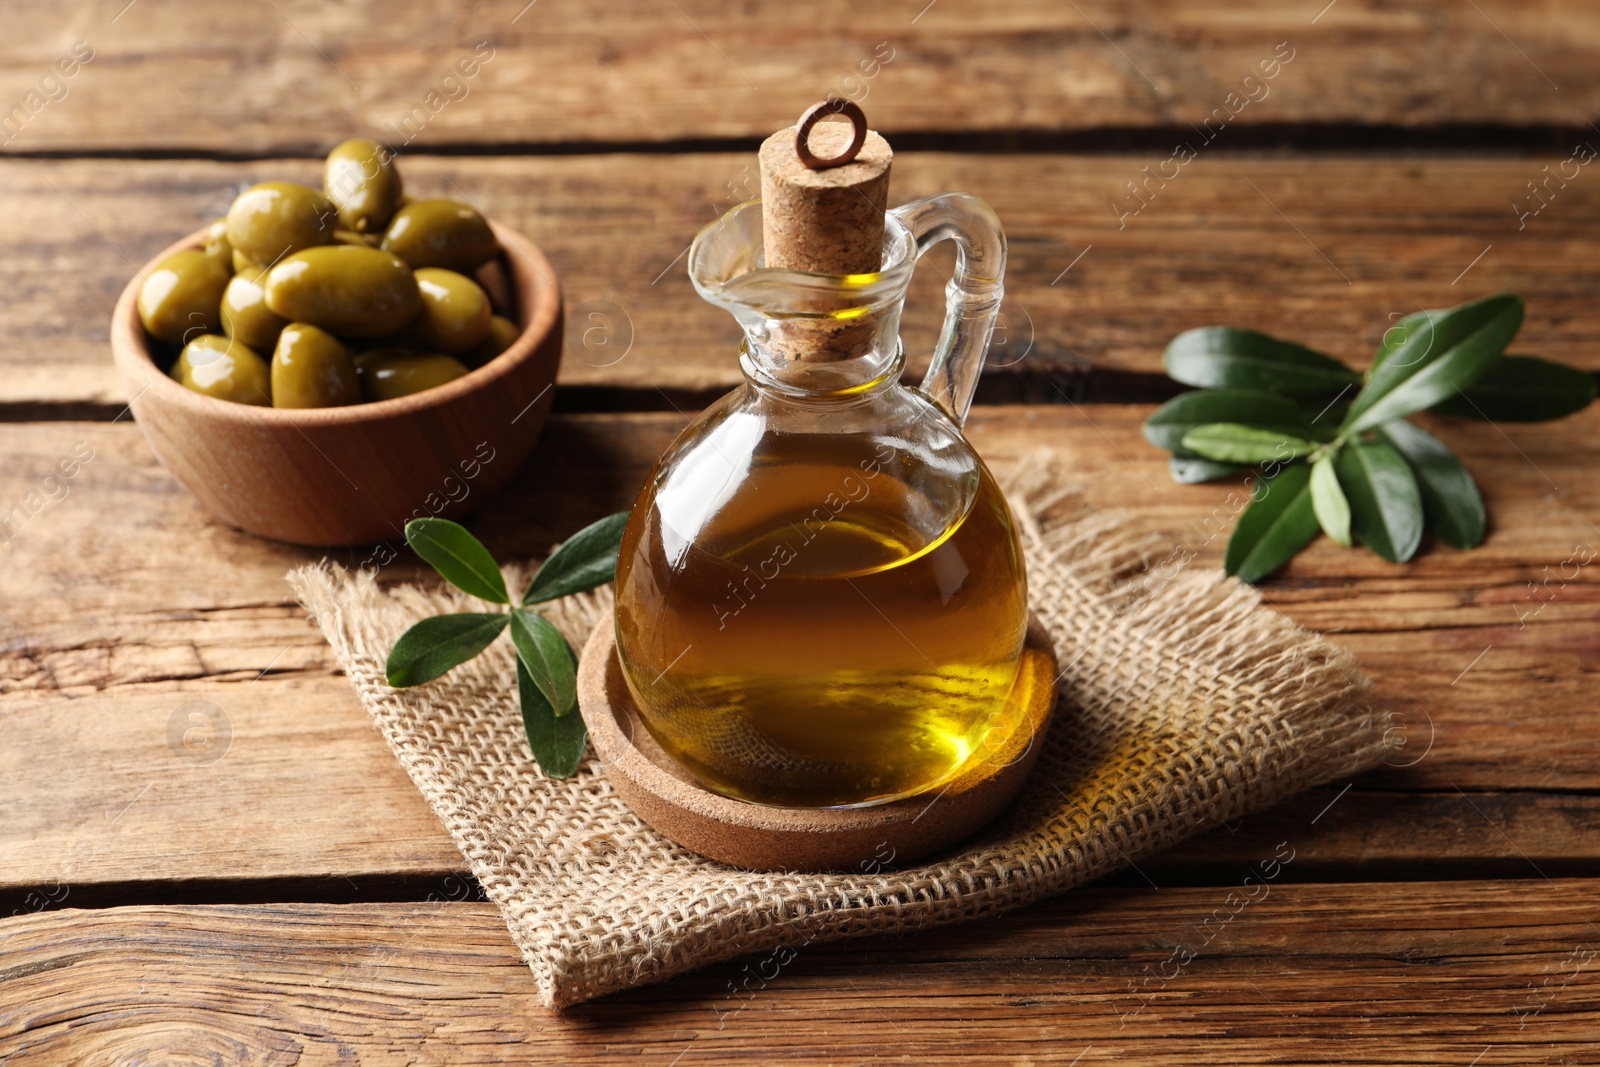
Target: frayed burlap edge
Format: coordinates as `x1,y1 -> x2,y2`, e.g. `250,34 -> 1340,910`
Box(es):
289,450 -> 1393,1008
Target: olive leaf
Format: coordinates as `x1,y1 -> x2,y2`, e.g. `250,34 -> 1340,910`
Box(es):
386,612 -> 509,687
1372,309 -> 1440,370
1164,327 -> 1362,396
1378,420 -> 1486,549
1180,423 -> 1320,465
1335,439 -> 1424,563
509,609 -> 578,717
1309,451 -> 1352,547
1432,354 -> 1599,422
522,511 -> 631,605
1342,294 -> 1523,433
1170,456 -> 1249,484
1224,463 -> 1321,583
518,658 -> 588,779
404,517 -> 509,604
1143,388 -> 1315,457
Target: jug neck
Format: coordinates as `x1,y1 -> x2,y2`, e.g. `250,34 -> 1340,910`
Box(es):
738,332 -> 905,404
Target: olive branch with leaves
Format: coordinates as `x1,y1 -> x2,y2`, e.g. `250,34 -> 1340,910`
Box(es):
384,512 -> 629,778
1143,293 -> 1596,582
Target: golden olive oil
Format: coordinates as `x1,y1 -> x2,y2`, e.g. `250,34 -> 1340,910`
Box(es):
615,431 -> 1029,808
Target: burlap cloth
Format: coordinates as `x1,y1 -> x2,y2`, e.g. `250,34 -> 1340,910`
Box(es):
289,457 -> 1392,1008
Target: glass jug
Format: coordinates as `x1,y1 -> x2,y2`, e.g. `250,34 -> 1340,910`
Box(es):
614,192 -> 1029,809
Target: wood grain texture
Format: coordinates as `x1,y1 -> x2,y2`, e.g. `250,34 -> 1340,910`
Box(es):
4,153 -> 1600,408
1,409 -> 1595,894
1,1 -> 1597,154
3,882 -> 1599,1062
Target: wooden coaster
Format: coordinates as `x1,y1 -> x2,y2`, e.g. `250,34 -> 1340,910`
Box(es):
579,619 -> 1057,872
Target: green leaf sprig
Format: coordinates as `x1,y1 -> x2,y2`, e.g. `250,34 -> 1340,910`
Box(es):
384,512 -> 630,777
1144,293 -> 1597,583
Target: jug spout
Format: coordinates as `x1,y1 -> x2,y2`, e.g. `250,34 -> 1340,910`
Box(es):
686,191 -> 1006,421
688,198 -> 917,398
891,192 -> 1007,427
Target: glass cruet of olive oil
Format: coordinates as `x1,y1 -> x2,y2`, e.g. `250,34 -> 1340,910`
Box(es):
614,103 -> 1028,809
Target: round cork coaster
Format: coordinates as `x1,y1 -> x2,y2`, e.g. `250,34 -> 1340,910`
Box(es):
579,618 -> 1058,872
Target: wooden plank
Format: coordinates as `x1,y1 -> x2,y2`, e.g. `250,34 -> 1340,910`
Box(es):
2,1 -> 1597,154
3,881 -> 1598,1061
5,153 -> 1600,409
1156,786 -> 1600,883
1,409 -> 1596,893
0,680 -> 465,895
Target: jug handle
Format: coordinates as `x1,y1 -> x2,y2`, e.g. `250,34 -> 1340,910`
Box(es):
891,192 -> 1007,427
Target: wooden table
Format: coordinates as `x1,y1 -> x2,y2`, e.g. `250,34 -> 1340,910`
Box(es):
3,1 -> 1598,1061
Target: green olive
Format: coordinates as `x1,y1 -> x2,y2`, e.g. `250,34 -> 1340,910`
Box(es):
203,218 -> 233,269
351,344 -> 410,390
232,248 -> 259,274
225,181 -> 337,265
137,249 -> 231,345
380,198 -> 499,271
220,266 -> 288,353
263,245 -> 422,338
324,138 -> 404,235
466,314 -> 519,366
271,323 -> 361,409
170,334 -> 271,405
412,268 -> 492,354
360,352 -> 470,402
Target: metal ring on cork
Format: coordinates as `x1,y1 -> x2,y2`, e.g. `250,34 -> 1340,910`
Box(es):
794,99 -> 868,170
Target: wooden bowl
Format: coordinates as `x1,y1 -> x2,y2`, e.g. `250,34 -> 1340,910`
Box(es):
579,619 -> 1058,872
110,222 -> 562,546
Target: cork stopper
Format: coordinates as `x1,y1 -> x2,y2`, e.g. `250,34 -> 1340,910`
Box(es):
758,102 -> 893,362
760,100 -> 893,275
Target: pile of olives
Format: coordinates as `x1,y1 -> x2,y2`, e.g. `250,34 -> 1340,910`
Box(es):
137,138 -> 521,408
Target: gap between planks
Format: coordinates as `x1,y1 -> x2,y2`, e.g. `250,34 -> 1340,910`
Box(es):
5,121 -> 1600,162
0,371 -> 1193,423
